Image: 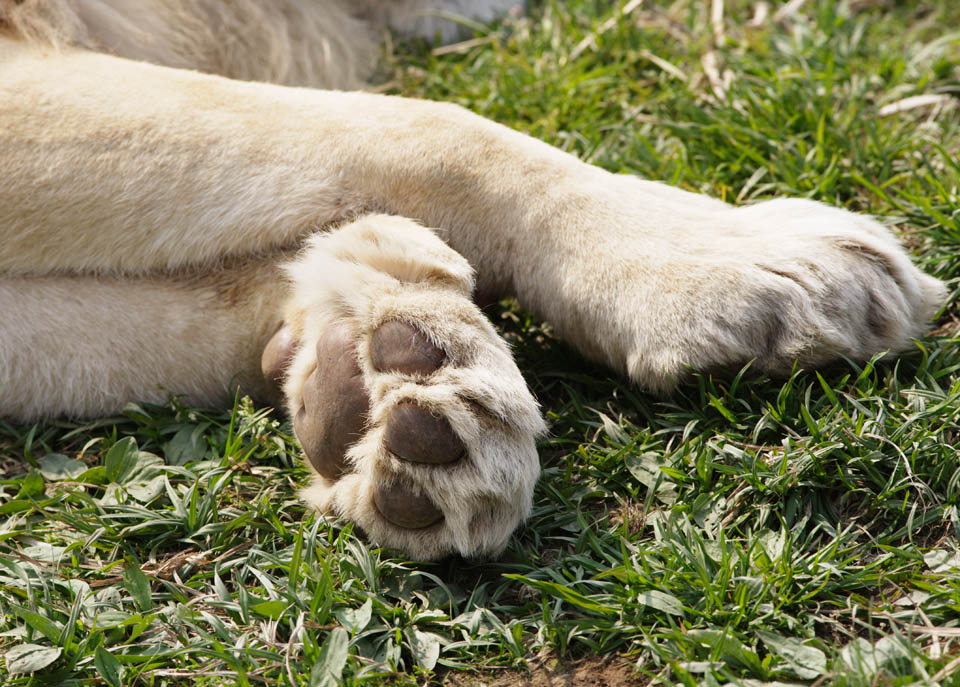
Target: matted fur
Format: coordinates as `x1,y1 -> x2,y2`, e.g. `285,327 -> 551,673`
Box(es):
0,0 -> 947,558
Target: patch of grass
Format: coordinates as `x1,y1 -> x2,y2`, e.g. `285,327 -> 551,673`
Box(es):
3,1 -> 960,684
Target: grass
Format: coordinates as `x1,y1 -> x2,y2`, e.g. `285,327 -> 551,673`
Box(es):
3,0 -> 960,684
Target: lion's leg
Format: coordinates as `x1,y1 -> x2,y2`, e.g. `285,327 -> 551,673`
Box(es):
275,214 -> 544,560
0,259 -> 288,420
0,38 -> 947,392
0,37 -> 368,275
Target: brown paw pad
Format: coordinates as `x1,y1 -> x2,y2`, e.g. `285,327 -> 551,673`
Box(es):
373,480 -> 444,529
261,324 -> 297,391
371,320 -> 446,375
294,323 -> 369,480
385,403 -> 465,465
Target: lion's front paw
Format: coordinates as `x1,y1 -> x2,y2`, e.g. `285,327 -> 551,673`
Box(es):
626,199 -> 948,388
536,185 -> 948,391
268,215 -> 544,559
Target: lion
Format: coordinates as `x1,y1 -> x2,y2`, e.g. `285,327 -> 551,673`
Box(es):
0,0 -> 947,559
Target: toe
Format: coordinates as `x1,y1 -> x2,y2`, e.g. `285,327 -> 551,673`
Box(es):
294,323 -> 369,480
385,402 -> 465,465
373,480 -> 444,529
371,320 -> 446,375
261,324 -> 297,391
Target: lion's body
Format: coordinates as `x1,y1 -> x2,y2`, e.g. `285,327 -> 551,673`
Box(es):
0,0 -> 947,557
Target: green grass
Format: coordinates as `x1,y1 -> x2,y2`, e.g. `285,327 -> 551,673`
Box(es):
3,0 -> 960,684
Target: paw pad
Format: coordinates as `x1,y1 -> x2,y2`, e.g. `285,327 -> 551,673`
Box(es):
272,319 -> 471,531
261,325 -> 297,392
293,323 -> 368,480
370,320 -> 446,374
384,402 -> 464,465
373,480 -> 444,529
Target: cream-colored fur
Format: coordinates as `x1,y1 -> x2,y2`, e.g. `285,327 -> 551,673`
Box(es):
0,0 -> 948,558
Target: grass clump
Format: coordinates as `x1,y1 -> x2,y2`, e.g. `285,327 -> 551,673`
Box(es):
3,0 -> 960,684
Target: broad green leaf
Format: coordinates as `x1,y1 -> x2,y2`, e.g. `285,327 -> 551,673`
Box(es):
93,610 -> 141,630
625,452 -> 662,487
99,484 -> 125,506
94,646 -> 124,687
77,465 -> 108,484
309,627 -> 350,687
163,423 -> 211,466
839,636 -> 916,676
687,629 -> 761,671
122,564 -> 153,611
101,444 -> 165,503
409,629 -> 441,671
251,600 -> 287,620
214,572 -> 231,603
12,607 -> 63,643
122,452 -> 164,485
0,499 -> 35,515
104,437 -> 140,483
121,402 -> 151,420
758,629 -> 826,679
691,493 -> 727,530
504,575 -> 617,615
624,453 -> 679,505
758,529 -> 786,563
15,471 -> 44,499
38,454 -> 87,481
337,599 -> 373,635
598,411 -> 630,444
125,475 -> 166,503
924,548 -> 960,573
6,644 -> 61,674
636,590 -> 685,616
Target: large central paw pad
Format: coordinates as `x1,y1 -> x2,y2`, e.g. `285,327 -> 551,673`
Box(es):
294,323 -> 367,480
270,215 -> 545,560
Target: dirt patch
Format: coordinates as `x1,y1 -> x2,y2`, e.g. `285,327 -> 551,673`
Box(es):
441,657 -> 647,687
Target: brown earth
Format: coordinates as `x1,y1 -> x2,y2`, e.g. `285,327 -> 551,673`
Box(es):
441,657 -> 647,687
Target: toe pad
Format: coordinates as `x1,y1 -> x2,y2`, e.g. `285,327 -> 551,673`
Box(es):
294,323 -> 369,480
373,480 -> 444,529
385,402 -> 465,465
371,320 -> 446,375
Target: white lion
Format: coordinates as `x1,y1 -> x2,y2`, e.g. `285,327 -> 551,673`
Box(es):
0,0 -> 947,558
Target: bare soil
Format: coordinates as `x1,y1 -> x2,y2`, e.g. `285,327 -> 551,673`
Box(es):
441,657 -> 647,687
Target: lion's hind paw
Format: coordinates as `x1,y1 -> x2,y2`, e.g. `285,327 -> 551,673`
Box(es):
271,215 -> 545,559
